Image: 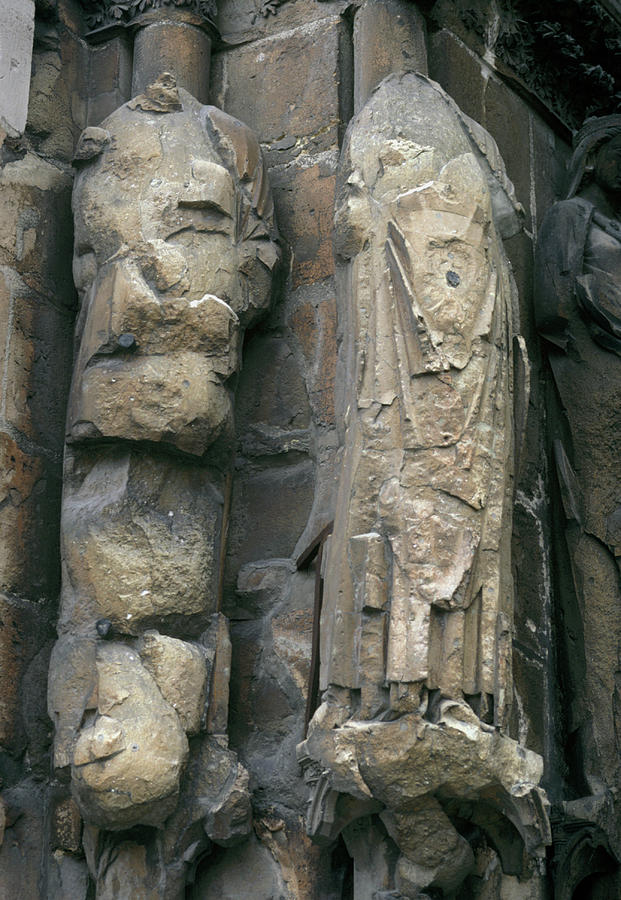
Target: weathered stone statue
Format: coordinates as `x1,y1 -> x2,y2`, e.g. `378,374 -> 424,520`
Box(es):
299,72 -> 549,898
535,116 -> 621,862
47,73 -> 279,894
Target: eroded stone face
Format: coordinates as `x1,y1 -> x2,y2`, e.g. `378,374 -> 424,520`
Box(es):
71,643 -> 189,830
59,448 -> 222,635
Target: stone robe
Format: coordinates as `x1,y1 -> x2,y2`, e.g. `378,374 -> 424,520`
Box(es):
319,73 -> 526,727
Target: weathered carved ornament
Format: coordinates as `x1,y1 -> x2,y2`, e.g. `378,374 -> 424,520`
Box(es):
80,0 -> 217,32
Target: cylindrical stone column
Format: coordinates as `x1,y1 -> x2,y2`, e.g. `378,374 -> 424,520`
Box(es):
132,18 -> 212,103
353,0 -> 428,113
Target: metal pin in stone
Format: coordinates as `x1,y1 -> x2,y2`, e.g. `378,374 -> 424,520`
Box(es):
118,333 -> 137,350
96,618 -> 113,638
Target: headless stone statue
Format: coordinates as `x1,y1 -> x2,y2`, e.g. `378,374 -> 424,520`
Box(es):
320,72 -> 525,728
535,115 -> 621,859
47,74 -> 279,894
299,73 -> 549,899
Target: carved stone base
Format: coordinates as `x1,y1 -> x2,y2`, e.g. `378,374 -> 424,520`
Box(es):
298,698 -> 550,898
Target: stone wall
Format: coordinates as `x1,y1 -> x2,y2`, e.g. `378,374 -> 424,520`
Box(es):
0,0 -> 618,896
0,1 -> 86,895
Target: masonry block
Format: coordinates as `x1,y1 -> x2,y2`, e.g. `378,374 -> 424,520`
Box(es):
3,291 -> 72,451
353,0 -> 427,112
0,433 -> 62,599
27,24 -> 88,161
271,155 -> 336,289
212,16 -> 346,163
287,289 -> 337,427
428,28 -> 485,125
484,75 -> 532,230
0,155 -> 74,306
0,0 -> 35,135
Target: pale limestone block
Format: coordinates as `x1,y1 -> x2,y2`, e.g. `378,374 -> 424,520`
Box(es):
138,631 -> 209,735
59,449 -> 222,635
72,643 -> 188,830
0,0 -> 35,135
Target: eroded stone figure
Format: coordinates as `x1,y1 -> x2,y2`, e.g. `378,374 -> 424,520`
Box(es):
47,74 -> 279,893
298,73 -> 549,898
535,116 -> 621,859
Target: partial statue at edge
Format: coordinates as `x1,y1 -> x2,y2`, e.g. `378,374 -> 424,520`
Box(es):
299,72 -> 549,899
535,116 -> 621,861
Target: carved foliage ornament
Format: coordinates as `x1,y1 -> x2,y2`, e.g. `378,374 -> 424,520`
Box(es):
80,0 -> 217,31
452,0 -> 621,127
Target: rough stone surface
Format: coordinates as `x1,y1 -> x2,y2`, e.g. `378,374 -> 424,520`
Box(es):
27,21 -> 88,162
428,29 -> 486,125
46,851 -> 91,900
429,25 -> 566,785
300,71 -> 549,899
300,700 -> 550,892
69,83 -> 278,455
270,155 -> 337,290
3,290 -> 73,448
59,448 -> 223,636
287,288 -> 337,428
93,841 -> 162,900
0,0 -> 35,135
353,0 -> 428,113
86,35 -> 132,127
191,834 -> 289,899
227,562 -> 314,814
225,459 -> 315,596
47,73 -> 277,887
0,154 -> 74,304
71,642 -> 189,830
0,780 -> 47,900
203,612 -> 233,736
0,0 -> 615,895
211,16 -> 347,166
484,77 -> 533,232
139,630 -> 210,735
0,592 -> 52,757
319,72 -> 525,723
0,434 -> 62,600
51,794 -> 82,853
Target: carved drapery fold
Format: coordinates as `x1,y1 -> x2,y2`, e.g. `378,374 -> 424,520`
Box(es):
298,71 -> 549,900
